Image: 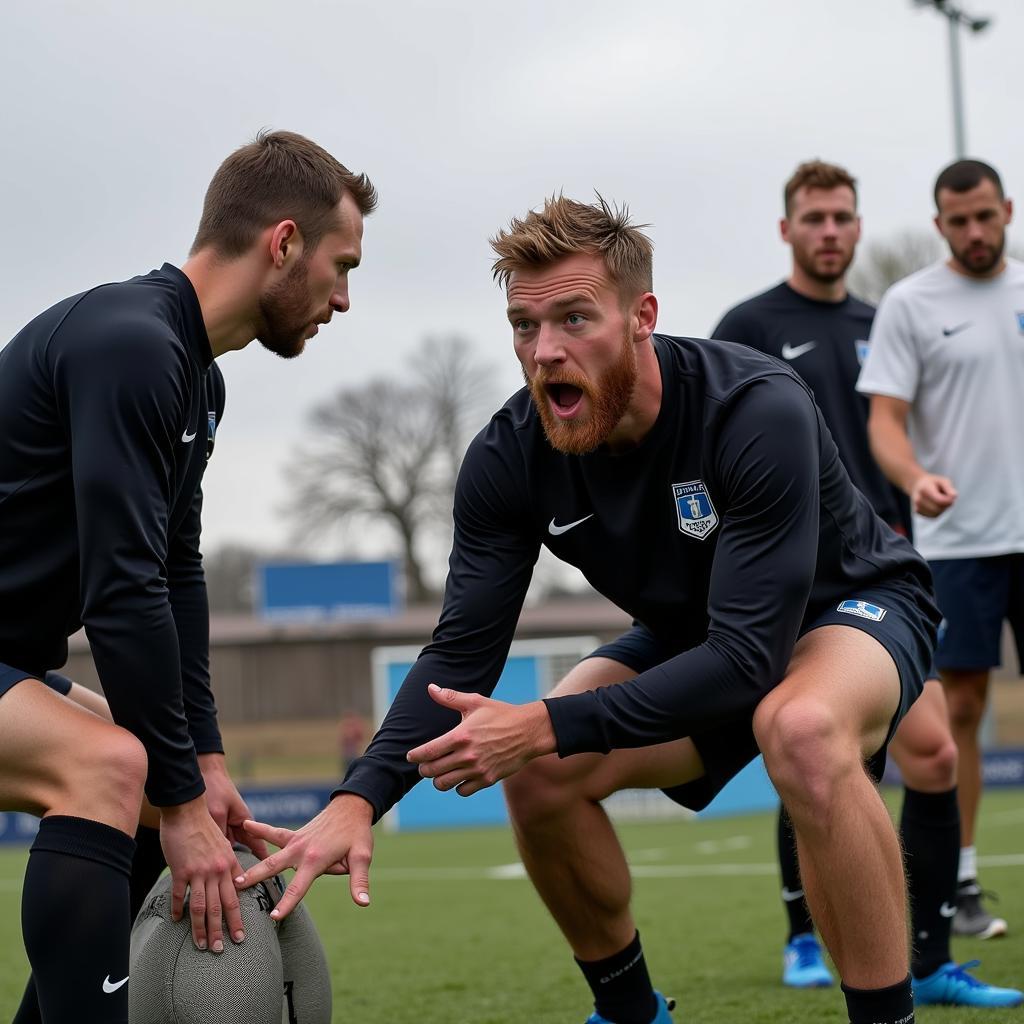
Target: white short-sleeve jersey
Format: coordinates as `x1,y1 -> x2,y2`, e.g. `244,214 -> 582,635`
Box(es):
857,258 -> 1024,559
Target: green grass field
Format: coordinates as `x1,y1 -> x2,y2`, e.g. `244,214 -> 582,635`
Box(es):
1,789 -> 1022,1023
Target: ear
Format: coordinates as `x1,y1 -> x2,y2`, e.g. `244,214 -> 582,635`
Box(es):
932,213 -> 944,238
633,293 -> 658,342
1004,197 -> 1014,225
779,217 -> 790,243
268,220 -> 302,270
854,215 -> 863,243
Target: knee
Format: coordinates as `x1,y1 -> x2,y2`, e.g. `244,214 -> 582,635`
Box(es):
503,755 -> 578,829
64,725 -> 147,823
945,690 -> 986,731
755,698 -> 851,807
898,735 -> 958,791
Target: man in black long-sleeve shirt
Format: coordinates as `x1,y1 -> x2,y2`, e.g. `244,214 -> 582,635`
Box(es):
241,196 -> 938,1024
0,130 -> 375,1024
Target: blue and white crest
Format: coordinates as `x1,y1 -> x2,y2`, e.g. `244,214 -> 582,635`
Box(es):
1016,311 -> 1024,333
837,599 -> 886,622
855,339 -> 871,365
206,411 -> 217,461
672,480 -> 719,540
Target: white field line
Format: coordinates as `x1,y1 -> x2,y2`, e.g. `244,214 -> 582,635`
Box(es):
0,852 -> 1022,891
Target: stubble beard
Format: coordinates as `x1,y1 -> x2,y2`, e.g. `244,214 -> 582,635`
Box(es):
527,331 -> 638,456
952,233 -> 1005,277
257,257 -> 314,360
794,244 -> 854,286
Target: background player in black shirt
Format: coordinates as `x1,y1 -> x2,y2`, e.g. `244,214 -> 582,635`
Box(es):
712,160 -> 1020,1008
242,196 -> 940,1024
0,131 -> 375,1024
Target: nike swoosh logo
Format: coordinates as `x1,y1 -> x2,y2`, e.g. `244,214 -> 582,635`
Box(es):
548,514 -> 594,536
781,886 -> 805,902
181,429 -> 197,443
103,975 -> 129,994
780,341 -> 817,360
939,902 -> 957,918
942,322 -> 972,337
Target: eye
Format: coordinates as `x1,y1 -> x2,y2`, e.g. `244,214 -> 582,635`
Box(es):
513,319 -> 533,333
566,313 -> 586,326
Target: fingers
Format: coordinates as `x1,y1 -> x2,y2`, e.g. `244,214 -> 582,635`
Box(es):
236,848 -> 291,888
243,818 -> 295,849
220,875 -> 245,945
189,878 -> 210,951
171,873 -> 187,923
425,682 -> 480,714
407,726 -> 463,766
269,864 -> 319,921
347,842 -> 373,909
231,823 -> 270,860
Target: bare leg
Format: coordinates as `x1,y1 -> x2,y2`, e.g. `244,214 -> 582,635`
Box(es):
754,626 -> 907,989
939,670 -> 989,848
503,657 -> 705,961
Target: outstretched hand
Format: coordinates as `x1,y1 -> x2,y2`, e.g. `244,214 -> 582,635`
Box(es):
234,794 -> 375,921
406,684 -> 556,797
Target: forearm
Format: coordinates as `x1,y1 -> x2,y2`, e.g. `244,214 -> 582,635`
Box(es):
867,409 -> 925,495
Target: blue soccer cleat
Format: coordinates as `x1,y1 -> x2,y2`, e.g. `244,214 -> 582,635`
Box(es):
584,991 -> 676,1023
913,960 -> 1023,1007
782,933 -> 834,988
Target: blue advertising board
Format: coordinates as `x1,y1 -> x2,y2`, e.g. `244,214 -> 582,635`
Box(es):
258,560 -> 400,620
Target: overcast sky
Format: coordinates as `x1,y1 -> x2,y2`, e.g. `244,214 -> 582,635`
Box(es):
3,0 -> 1021,558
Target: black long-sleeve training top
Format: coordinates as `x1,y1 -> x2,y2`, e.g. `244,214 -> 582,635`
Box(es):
338,334 -> 931,821
711,283 -> 909,530
0,264 -> 224,806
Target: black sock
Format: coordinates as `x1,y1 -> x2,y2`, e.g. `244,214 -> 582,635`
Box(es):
11,976 -> 41,1024
777,804 -> 814,941
900,786 -> 959,979
575,931 -> 658,1024
128,824 -> 168,921
842,975 -> 914,1024
22,815 -> 135,1024
13,822 -> 164,1023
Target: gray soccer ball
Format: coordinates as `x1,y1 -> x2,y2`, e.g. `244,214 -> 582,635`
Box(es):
129,847 -> 332,1023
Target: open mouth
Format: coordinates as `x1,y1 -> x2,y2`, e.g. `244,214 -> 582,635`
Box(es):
545,382 -> 585,419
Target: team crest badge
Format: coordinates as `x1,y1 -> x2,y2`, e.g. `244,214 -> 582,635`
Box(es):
1016,311 -> 1024,333
837,599 -> 886,622
206,411 -> 217,461
855,339 -> 871,365
672,480 -> 719,540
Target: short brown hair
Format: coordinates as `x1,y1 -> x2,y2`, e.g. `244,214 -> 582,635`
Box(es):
933,159 -> 1003,209
784,160 -> 857,215
190,129 -> 378,258
490,194 -> 653,299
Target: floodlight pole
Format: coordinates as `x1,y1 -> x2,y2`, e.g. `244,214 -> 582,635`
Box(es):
913,0 -> 993,158
947,11 -> 967,157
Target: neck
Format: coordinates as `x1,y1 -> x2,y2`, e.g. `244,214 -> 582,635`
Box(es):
787,267 -> 847,303
180,250 -> 263,357
947,255 -> 1007,280
603,339 -> 663,453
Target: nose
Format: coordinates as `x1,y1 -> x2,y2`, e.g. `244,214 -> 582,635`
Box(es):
533,325 -> 565,368
330,283 -> 350,315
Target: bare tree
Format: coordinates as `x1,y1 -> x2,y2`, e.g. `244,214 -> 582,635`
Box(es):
847,230 -> 945,305
286,336 -> 495,603
203,542 -> 309,613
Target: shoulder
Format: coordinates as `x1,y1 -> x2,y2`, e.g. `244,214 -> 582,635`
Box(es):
712,284 -> 785,341
658,333 -> 803,403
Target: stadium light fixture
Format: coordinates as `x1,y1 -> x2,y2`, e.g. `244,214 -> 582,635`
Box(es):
912,0 -> 993,157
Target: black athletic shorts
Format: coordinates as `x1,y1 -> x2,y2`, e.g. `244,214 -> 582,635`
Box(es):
585,574 -> 939,811
930,554 -> 1024,673
0,662 -> 74,700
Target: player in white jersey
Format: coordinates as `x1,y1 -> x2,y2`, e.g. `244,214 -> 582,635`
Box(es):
858,159 -> 1024,940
